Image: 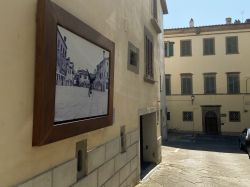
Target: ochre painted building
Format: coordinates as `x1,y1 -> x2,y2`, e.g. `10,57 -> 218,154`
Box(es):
164,21 -> 250,135
0,0 -> 167,186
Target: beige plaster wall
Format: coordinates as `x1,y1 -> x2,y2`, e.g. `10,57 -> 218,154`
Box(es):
0,0 -> 164,186
165,29 -> 250,134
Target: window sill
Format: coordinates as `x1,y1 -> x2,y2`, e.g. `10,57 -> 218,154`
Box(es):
226,52 -> 239,55
151,18 -> 162,34
203,53 -> 215,56
144,76 -> 156,84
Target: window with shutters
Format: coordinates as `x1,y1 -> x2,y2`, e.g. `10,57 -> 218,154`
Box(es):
203,38 -> 215,55
144,28 -> 154,82
183,112 -> 193,121
165,74 -> 171,95
227,73 -> 240,94
229,111 -> 241,122
226,36 -> 238,54
180,40 -> 192,56
181,74 -> 193,95
165,42 -> 174,57
204,73 -> 216,94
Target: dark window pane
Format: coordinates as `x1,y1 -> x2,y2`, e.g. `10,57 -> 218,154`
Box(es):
204,74 -> 216,94
145,32 -> 154,79
181,75 -> 192,95
226,36 -> 238,54
167,112 -> 170,120
227,73 -> 240,94
130,50 -> 137,66
180,40 -> 192,56
229,111 -> 240,122
183,112 -> 193,121
165,75 -> 171,95
204,38 -> 215,55
165,42 -> 174,57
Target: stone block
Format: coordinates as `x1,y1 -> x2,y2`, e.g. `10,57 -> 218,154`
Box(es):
130,156 -> 138,172
18,171 -> 52,187
17,180 -> 32,187
114,152 -> 127,172
73,170 -> 97,187
87,145 -> 105,173
130,130 -> 139,145
127,170 -> 138,187
103,173 -> 119,187
119,163 -> 130,184
98,159 -> 115,186
105,137 -> 120,161
120,180 -> 127,187
127,143 -> 137,161
126,133 -> 131,148
52,159 -> 77,187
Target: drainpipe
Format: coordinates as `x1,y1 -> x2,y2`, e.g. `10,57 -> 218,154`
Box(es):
243,78 -> 250,113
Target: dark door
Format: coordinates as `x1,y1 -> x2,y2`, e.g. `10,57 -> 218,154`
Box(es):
140,116 -> 144,164
205,111 -> 218,134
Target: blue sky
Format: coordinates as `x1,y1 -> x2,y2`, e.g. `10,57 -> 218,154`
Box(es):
163,0 -> 250,29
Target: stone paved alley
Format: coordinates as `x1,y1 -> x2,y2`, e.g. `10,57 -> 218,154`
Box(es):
137,133 -> 250,187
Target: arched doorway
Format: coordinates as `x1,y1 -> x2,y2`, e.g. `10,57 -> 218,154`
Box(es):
205,111 -> 218,134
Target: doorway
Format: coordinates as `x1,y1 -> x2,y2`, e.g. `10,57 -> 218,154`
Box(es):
202,106 -> 221,135
140,112 -> 157,179
205,111 -> 218,134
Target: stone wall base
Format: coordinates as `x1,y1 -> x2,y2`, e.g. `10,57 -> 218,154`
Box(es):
17,129 -> 140,187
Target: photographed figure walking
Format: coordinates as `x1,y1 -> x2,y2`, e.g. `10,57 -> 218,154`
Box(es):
86,69 -> 96,97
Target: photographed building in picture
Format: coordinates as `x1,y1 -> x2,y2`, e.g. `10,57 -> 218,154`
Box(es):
75,69 -> 89,87
94,51 -> 109,92
0,0 -> 168,187
164,19 -> 250,135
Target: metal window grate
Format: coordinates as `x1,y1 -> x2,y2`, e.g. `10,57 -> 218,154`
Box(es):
183,112 -> 193,121
229,111 -> 240,122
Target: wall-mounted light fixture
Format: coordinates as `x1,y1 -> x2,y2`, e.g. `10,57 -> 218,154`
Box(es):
191,95 -> 195,105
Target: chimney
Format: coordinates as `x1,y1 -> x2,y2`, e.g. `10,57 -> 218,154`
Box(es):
189,18 -> 194,27
226,17 -> 232,24
63,36 -> 67,42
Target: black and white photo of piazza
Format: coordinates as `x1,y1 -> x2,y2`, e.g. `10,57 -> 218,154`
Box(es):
54,25 -> 109,123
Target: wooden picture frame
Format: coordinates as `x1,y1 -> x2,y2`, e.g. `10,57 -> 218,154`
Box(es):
33,0 -> 115,146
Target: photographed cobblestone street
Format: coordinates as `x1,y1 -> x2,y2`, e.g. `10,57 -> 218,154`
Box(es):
137,134 -> 250,187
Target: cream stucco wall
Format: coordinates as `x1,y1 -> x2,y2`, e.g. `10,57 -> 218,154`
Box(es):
0,0 -> 165,186
165,27 -> 250,134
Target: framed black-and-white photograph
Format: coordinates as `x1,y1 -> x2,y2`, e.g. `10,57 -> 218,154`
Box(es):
33,0 -> 115,146
55,26 -> 110,123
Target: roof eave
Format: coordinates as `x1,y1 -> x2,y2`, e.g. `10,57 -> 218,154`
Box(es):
160,0 -> 168,14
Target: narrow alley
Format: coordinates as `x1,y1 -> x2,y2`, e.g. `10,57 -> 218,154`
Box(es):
137,134 -> 250,187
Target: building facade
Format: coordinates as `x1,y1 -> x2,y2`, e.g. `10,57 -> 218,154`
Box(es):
94,52 -> 109,92
0,0 -> 167,186
164,21 -> 250,135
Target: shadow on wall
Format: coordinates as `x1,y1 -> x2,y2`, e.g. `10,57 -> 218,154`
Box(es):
163,132 -> 245,154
